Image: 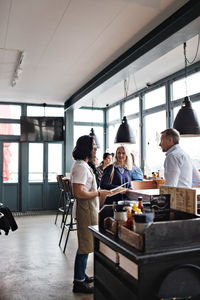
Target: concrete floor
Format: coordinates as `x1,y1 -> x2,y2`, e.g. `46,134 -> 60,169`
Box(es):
0,214 -> 93,300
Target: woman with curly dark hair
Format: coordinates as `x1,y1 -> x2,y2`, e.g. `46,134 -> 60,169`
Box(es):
71,135 -> 111,294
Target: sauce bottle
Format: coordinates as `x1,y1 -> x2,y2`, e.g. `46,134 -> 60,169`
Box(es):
125,210 -> 133,230
138,197 -> 144,212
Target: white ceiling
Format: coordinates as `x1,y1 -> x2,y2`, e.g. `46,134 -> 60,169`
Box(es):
0,0 -> 199,108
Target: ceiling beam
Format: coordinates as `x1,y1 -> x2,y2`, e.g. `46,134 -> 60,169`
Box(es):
65,0 -> 200,110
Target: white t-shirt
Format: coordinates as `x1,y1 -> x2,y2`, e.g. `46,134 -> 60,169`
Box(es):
71,160 -> 93,192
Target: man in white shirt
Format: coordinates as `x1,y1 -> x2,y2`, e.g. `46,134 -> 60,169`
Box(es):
159,128 -> 200,188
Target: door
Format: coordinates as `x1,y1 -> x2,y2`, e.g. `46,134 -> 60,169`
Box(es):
27,142 -> 63,210
0,141 -> 19,210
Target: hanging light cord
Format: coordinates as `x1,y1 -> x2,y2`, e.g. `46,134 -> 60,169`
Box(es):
183,34 -> 200,96
184,34 -> 200,65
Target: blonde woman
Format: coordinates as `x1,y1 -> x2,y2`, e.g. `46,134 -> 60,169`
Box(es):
100,146 -> 132,205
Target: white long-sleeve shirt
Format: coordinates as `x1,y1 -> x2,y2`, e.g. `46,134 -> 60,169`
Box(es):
164,144 -> 200,188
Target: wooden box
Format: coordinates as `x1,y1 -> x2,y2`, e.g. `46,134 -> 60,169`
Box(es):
118,210 -> 200,253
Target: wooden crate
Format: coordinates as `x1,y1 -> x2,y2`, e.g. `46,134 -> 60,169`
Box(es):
118,225 -> 144,251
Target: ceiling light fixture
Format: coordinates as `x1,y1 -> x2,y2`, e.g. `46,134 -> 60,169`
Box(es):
11,51 -> 24,87
114,79 -> 136,144
173,36 -> 200,136
89,100 -> 100,148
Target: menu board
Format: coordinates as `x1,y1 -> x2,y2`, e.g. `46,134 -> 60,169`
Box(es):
160,185 -> 197,215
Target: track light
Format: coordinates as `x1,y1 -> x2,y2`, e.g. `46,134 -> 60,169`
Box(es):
11,51 -> 24,87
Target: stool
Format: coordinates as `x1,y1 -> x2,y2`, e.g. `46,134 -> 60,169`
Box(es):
54,175 -> 68,228
59,180 -> 77,253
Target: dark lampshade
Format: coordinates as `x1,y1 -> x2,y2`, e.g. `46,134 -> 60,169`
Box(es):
173,96 -> 200,136
89,128 -> 100,148
114,116 -> 136,144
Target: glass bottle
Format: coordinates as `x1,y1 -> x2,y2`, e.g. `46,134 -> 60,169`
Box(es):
138,197 -> 144,212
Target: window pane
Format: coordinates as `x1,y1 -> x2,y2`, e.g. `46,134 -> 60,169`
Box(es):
48,144 -> 62,182
108,119 -> 140,165
27,106 -> 64,117
179,137 -> 200,170
74,125 -> 104,162
173,101 -> 200,170
74,109 -> 103,123
0,123 -> 20,135
29,143 -> 43,182
127,119 -> 140,166
0,105 -> 21,119
3,143 -> 18,183
172,71 -> 200,101
107,123 -> 120,153
108,105 -> 120,122
124,97 -> 139,115
145,87 -> 165,109
144,111 -> 166,177
192,101 -> 200,117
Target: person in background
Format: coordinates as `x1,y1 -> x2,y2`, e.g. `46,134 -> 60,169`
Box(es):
159,128 -> 200,188
97,152 -> 113,181
130,153 -> 143,181
71,135 -> 111,294
100,146 -> 132,205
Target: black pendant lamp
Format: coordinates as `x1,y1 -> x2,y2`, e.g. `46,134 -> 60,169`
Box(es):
114,116 -> 136,144
89,127 -> 100,148
173,41 -> 200,136
173,96 -> 200,136
114,79 -> 136,144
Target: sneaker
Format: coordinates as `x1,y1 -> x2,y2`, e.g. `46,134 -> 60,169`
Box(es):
85,274 -> 94,283
73,281 -> 94,294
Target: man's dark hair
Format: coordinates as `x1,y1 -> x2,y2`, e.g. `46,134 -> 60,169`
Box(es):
103,152 -> 111,160
72,135 -> 94,160
161,128 -> 180,144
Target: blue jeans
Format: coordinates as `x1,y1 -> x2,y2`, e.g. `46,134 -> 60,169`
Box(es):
74,249 -> 89,281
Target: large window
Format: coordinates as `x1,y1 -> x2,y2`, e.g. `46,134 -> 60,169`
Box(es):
172,71 -> 200,100
74,109 -> 103,123
128,118 -> 140,166
173,101 -> 200,169
3,143 -> 18,183
144,111 -> 166,177
48,144 -> 63,182
124,97 -> 139,115
0,104 -> 21,119
28,143 -> 43,182
27,106 -> 64,117
0,123 -> 20,135
74,125 -> 104,162
145,87 -> 165,109
107,123 -> 120,154
108,105 -> 120,122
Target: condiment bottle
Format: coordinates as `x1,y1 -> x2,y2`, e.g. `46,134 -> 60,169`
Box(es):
125,210 -> 133,230
131,202 -> 138,215
138,197 -> 144,212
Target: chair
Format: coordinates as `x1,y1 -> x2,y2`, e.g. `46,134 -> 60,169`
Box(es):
59,179 -> 77,253
54,175 -> 68,228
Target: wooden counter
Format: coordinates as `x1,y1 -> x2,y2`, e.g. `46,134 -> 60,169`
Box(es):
90,225 -> 200,300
